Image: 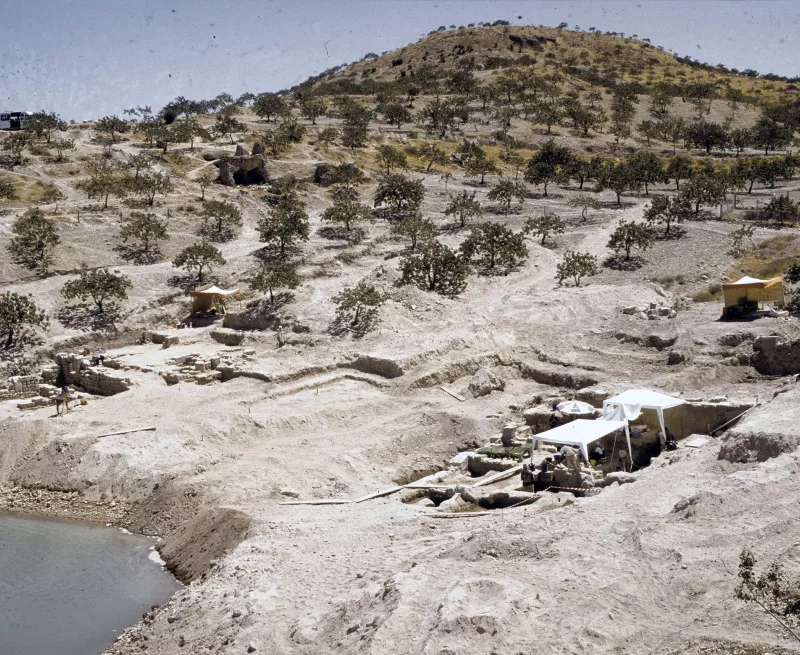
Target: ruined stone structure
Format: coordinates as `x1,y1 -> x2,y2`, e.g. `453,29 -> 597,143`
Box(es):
752,335 -> 800,376
218,144 -> 269,186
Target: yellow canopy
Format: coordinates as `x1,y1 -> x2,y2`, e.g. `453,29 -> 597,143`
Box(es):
722,276 -> 784,309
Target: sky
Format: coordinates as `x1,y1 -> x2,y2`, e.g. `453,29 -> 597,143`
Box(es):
1,0 -> 799,121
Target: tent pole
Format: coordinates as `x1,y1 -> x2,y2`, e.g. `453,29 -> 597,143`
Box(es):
624,424 -> 632,473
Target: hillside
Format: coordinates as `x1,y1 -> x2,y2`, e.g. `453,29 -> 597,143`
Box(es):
1,23 -> 800,655
304,25 -> 799,104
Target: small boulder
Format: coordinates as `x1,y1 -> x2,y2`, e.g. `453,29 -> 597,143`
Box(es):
601,471 -> 636,486
279,488 -> 300,498
468,368 -> 505,398
252,142 -> 264,155
234,145 -> 246,157
622,306 -> 637,315
658,307 -> 671,317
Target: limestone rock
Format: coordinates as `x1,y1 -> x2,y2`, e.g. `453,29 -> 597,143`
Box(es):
218,153 -> 269,186
601,471 -> 636,486
468,368 -> 505,398
622,305 -> 637,315
234,144 -> 246,157
251,142 -> 264,155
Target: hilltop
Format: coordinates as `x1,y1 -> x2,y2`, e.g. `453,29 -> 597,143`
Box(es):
300,24 -> 799,104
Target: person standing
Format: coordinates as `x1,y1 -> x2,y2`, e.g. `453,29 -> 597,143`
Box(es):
559,444 -> 581,474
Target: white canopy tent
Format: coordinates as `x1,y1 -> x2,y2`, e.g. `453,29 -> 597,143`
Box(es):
531,418 -> 630,462
602,389 -> 684,436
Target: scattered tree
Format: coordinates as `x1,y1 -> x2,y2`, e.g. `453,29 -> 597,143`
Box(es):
214,114 -> 247,144
382,102 -> 412,128
62,268 -> 132,314
464,156 -> 500,185
257,195 -> 310,255
460,222 -> 528,270
607,219 -> 654,260
444,190 -> 483,228
763,195 -> 799,226
316,127 -> 340,148
524,212 -> 566,246
374,174 -> 425,214
400,239 -> 469,294
2,132 -> 30,164
0,292 -> 48,349
333,280 -> 387,327
736,548 -> 800,644
556,250 -> 598,286
299,96 -> 327,124
25,111 -> 67,143
250,259 -> 299,303
198,200 -> 242,242
321,186 -> 372,233
728,223 -> 757,256
391,212 -> 434,250
51,138 -> 75,162
567,196 -> 601,221
118,212 -> 169,262
376,144 -> 408,174
197,167 -> 217,200
252,93 -> 288,122
419,142 -> 447,172
0,178 -> 17,200
487,179 -> 527,213
95,115 -> 129,143
8,208 -> 60,272
172,241 -> 226,282
133,170 -> 173,207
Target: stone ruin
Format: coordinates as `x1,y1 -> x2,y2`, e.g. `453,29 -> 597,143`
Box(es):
752,334 -> 800,376
218,142 -> 269,186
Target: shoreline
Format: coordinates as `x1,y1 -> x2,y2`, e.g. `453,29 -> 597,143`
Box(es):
0,482 -> 132,526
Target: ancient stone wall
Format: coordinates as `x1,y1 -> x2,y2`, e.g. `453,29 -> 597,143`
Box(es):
752,335 -> 800,376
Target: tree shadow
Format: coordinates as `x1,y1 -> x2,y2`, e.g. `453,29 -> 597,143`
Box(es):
56,303 -> 122,332
327,312 -> 378,339
317,225 -> 366,245
438,221 -> 468,235
604,254 -> 646,271
656,226 -> 687,241
167,273 -> 209,291
114,244 -> 162,265
485,205 -> 522,216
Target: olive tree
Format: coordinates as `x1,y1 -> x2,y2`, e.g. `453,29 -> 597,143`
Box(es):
197,167 -> 217,200
95,115 -> 129,143
333,280 -> 387,327
133,170 -> 173,207
213,114 -> 247,144
400,239 -> 469,294
607,219 -> 654,261
172,241 -> 226,282
257,196 -> 310,255
199,199 -> 242,242
390,212 -> 434,250
62,268 -> 132,314
524,212 -> 566,246
556,251 -> 598,287
460,222 -> 528,271
376,144 -> 408,174
0,292 -> 49,349
250,259 -> 299,303
8,208 -> 60,272
464,156 -> 500,185
321,186 -> 372,233
373,174 -> 425,214
117,212 -> 169,263
487,179 -> 527,213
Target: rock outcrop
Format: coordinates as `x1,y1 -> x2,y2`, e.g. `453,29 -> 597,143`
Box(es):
218,144 -> 269,186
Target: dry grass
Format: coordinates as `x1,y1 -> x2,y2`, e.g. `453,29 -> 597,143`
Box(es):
0,173 -> 61,205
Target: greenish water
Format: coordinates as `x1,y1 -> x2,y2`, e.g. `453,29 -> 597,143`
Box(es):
0,512 -> 181,655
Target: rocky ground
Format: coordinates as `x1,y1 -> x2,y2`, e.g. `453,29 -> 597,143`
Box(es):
2,106 -> 800,654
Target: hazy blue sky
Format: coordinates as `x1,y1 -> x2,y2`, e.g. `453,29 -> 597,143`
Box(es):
1,1 -> 798,121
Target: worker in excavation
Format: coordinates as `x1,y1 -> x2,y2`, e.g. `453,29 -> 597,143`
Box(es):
558,444 -> 582,475
54,385 -> 70,416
